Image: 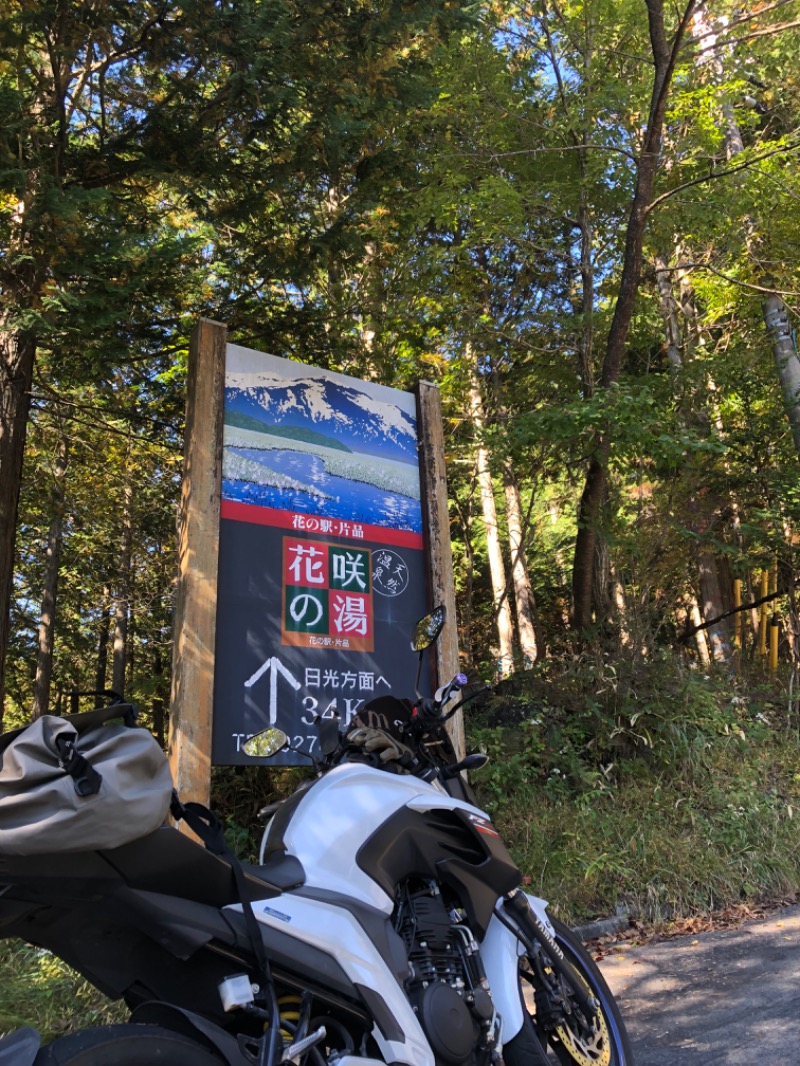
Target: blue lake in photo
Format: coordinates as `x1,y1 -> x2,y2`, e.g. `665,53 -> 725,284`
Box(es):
223,448 -> 422,533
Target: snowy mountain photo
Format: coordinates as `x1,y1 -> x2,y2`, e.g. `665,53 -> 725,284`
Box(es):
225,349 -> 418,465
222,345 -> 423,532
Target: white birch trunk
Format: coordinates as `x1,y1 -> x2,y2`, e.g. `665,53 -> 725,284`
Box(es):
502,464 -> 538,666
468,372 -> 515,675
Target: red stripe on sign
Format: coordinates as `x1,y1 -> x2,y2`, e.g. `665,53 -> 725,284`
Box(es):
220,500 -> 425,550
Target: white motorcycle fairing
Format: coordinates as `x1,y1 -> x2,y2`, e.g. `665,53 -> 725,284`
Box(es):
261,762 -> 497,911
479,893 -> 555,1042
228,892 -> 435,1066
236,763 -> 552,1064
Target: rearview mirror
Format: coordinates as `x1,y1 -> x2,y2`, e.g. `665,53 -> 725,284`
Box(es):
242,727 -> 288,758
411,605 -> 446,652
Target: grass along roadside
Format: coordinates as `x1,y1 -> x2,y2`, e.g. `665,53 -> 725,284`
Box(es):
475,735 -> 800,925
0,943 -> 124,1041
469,656 -> 800,925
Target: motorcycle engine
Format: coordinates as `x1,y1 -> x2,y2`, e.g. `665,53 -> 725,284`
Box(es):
393,881 -> 496,1066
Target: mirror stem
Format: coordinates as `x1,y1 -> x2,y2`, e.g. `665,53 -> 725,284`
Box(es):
413,649 -> 424,699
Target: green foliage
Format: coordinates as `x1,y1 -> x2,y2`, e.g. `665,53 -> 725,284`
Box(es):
0,943 -> 124,1042
2,0 -> 469,723
469,651 -> 800,922
212,764 -> 314,863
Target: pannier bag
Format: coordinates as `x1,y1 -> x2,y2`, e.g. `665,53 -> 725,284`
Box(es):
0,703 -> 174,855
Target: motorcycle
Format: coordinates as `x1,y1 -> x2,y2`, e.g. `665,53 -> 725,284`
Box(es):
0,606 -> 633,1066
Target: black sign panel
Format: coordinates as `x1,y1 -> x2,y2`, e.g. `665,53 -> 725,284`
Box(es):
211,344 -> 430,764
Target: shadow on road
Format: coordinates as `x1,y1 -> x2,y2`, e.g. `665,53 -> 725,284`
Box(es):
598,905 -> 800,1064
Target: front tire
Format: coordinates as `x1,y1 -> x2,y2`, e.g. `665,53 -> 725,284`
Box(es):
34,1023 -> 226,1065
520,917 -> 633,1066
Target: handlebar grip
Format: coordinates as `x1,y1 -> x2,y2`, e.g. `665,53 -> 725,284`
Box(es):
415,698 -> 440,723
413,674 -> 469,732
434,673 -> 469,705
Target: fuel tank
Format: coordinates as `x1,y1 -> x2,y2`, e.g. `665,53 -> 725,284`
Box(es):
265,763 -> 520,931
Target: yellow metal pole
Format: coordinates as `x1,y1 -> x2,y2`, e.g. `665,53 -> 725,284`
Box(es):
770,615 -> 779,673
759,569 -> 769,656
771,555 -> 779,596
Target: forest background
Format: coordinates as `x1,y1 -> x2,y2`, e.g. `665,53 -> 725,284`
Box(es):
3,0 -> 800,968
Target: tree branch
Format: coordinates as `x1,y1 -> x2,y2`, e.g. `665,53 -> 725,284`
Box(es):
645,140 -> 800,215
679,584 -> 791,643
682,0 -> 799,52
688,17 -> 800,56
656,259 -> 800,298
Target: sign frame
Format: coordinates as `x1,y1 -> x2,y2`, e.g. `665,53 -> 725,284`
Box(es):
168,319 -> 459,804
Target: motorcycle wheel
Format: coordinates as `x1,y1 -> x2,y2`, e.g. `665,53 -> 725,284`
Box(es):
34,1023 -> 226,1065
520,916 -> 633,1066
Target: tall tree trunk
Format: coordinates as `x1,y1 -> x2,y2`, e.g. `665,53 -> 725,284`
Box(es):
654,253 -> 684,372
784,529 -> 800,669
112,482 -> 133,696
610,565 -> 632,647
577,196 -> 595,398
746,572 -> 761,639
453,496 -> 476,664
502,464 -> 539,665
573,457 -> 606,629
571,0 -> 697,630
688,594 -> 711,664
698,551 -> 732,661
654,252 -> 735,657
542,0 -> 595,397
152,646 -> 166,748
31,431 -> 69,719
592,533 -> 613,627
468,369 -> 514,675
485,351 -> 540,666
764,295 -> 800,457
676,253 -> 703,357
95,592 -> 110,704
548,499 -> 571,629
0,329 -> 37,723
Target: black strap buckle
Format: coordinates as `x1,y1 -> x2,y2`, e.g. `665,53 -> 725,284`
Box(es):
55,736 -> 102,797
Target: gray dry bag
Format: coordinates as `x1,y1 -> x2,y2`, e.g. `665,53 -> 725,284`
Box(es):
0,704 -> 173,855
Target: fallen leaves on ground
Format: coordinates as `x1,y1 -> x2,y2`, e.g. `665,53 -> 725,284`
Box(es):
587,895 -> 800,959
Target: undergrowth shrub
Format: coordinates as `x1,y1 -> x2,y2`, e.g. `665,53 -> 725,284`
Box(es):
212,763 -> 313,861
468,650 -> 800,922
0,943 -> 124,1041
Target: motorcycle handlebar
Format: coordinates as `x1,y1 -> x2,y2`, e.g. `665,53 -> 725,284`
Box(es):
434,672 -> 469,706
413,672 -> 469,731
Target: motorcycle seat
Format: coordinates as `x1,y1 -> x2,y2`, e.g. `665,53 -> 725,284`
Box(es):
243,853 -> 305,891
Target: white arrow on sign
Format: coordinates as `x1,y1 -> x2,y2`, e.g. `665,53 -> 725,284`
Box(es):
244,656 -> 302,725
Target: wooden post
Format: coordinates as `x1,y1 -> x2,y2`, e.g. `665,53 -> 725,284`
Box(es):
733,578 -> 742,652
759,569 -> 769,656
168,320 -> 227,806
416,381 -> 463,758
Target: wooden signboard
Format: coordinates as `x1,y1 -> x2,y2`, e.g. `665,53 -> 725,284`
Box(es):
168,320 -> 459,802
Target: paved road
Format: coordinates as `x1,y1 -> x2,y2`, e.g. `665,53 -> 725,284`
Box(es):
597,904 -> 800,1064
